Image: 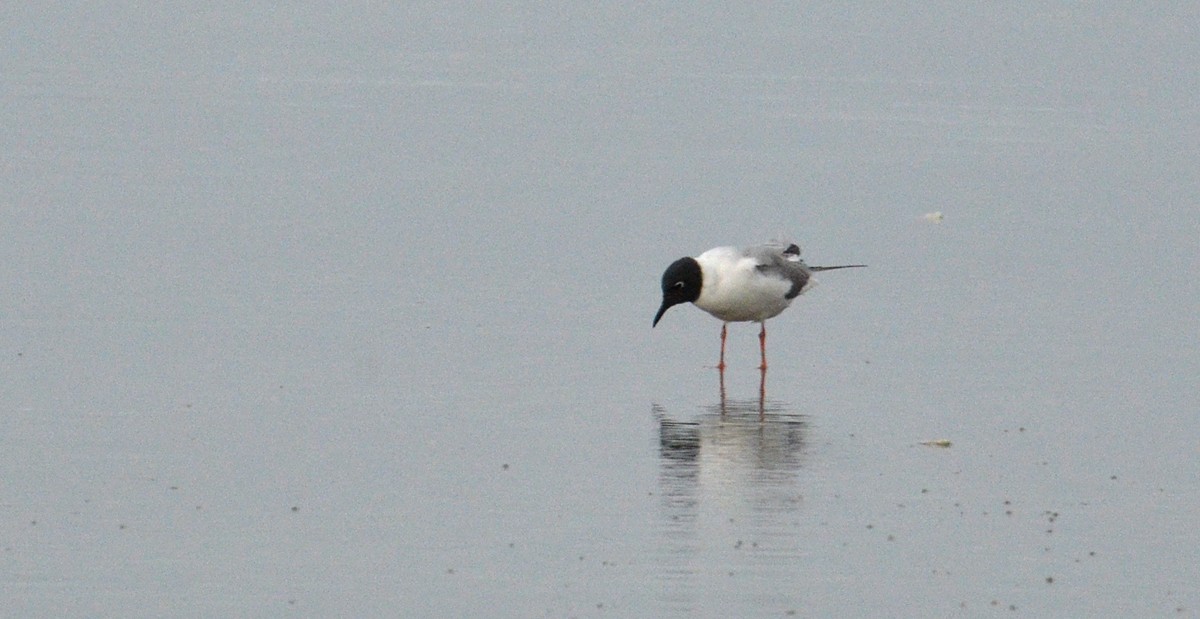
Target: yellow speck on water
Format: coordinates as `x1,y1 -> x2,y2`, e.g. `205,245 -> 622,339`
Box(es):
920,439 -> 953,447
923,211 -> 944,223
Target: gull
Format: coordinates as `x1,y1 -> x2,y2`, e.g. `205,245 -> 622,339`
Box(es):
653,241 -> 864,370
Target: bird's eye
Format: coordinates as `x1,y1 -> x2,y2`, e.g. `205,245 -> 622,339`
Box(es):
673,281 -> 686,289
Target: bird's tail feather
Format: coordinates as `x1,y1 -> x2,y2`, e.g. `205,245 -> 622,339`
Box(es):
809,264 -> 867,271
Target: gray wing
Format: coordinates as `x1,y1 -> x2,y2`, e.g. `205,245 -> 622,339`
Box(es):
751,242 -> 812,299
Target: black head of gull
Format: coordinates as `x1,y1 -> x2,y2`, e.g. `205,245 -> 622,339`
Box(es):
653,256 -> 702,328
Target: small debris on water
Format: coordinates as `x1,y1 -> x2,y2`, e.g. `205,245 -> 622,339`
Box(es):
923,211 -> 944,223
921,439 -> 952,447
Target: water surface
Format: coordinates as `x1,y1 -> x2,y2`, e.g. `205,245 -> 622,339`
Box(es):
2,4 -> 1198,617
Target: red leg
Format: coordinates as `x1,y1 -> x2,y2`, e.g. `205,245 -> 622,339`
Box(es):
758,322 -> 768,371
717,323 -> 728,371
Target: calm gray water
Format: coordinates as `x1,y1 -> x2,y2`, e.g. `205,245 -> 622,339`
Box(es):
3,4 -> 1198,617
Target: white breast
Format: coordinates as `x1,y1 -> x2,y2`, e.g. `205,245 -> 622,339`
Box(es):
692,247 -> 794,322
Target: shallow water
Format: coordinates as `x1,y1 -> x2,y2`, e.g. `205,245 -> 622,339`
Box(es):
3,4 -> 1198,617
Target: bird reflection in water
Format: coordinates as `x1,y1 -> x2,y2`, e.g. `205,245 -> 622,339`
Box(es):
717,363 -> 769,416
652,400 -> 809,614
654,399 -> 807,485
